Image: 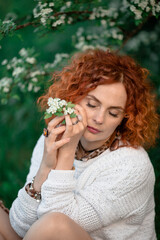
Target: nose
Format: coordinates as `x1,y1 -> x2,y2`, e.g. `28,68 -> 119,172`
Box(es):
93,109 -> 105,125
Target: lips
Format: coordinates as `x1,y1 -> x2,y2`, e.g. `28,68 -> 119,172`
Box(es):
87,126 -> 101,134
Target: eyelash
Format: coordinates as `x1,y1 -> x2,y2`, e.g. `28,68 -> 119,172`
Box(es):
87,103 -> 119,118
87,103 -> 96,108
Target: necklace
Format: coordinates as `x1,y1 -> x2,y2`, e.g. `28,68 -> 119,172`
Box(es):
75,140 -> 110,161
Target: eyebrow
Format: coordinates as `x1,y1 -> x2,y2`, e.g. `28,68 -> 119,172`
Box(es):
87,94 -> 125,111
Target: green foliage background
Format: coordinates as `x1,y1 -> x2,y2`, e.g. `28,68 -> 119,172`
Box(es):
0,0 -> 160,238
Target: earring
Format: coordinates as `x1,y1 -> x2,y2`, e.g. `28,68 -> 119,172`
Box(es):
110,130 -> 120,151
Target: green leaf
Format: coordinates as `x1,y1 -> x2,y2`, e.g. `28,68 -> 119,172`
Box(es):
12,95 -> 20,101
70,112 -> 77,118
57,107 -> 63,112
54,112 -> 64,116
44,113 -> 52,119
67,102 -> 75,108
61,119 -> 66,124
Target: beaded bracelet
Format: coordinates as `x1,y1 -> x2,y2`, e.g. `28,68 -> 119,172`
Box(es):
25,176 -> 41,202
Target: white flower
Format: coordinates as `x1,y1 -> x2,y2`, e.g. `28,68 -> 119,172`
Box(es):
150,0 -> 155,7
138,1 -> 148,10
59,100 -> 67,107
28,83 -> 33,91
47,105 -> 57,114
47,97 -> 55,106
12,67 -> 24,77
3,87 -> 10,93
146,6 -> 151,12
1,59 -> 8,65
34,86 -> 41,92
7,64 -> 11,70
63,108 -> 68,115
41,8 -> 53,16
0,77 -> 12,90
66,1 -> 71,7
32,77 -> 38,82
66,107 -> 74,115
26,57 -> 36,64
41,17 -> 46,25
67,17 -> 73,24
101,20 -> 107,26
49,2 -> 54,7
30,70 -> 44,77
19,48 -> 28,57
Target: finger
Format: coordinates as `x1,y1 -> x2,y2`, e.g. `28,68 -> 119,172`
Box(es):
48,125 -> 66,142
48,115 -> 65,131
74,104 -> 87,126
54,137 -> 70,149
65,114 -> 73,127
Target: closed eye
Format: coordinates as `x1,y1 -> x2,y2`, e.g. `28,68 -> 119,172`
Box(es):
109,112 -> 118,118
87,103 -> 96,108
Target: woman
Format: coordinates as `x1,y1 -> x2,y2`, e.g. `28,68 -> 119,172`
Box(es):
0,49 -> 159,240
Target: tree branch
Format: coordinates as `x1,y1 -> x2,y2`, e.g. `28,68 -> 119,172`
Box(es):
15,10 -> 92,31
117,12 -> 153,52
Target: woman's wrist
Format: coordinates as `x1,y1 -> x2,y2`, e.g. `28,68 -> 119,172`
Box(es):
33,163 -> 51,192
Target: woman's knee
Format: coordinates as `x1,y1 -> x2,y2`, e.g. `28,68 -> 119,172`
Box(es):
40,212 -> 73,232
24,212 -> 71,240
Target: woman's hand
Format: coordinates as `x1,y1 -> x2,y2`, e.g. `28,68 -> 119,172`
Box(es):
56,104 -> 87,170
42,115 -> 71,169
33,115 -> 71,191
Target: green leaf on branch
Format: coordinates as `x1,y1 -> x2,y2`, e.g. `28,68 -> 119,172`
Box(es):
57,107 -> 63,112
54,112 -> 64,116
67,102 -> 75,108
44,113 -> 52,119
70,112 -> 77,118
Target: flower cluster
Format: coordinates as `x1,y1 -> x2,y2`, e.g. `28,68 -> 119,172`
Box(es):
128,0 -> 160,20
44,97 -> 77,121
0,19 -> 16,40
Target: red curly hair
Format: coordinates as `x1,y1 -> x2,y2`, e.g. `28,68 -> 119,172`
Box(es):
38,49 -> 159,149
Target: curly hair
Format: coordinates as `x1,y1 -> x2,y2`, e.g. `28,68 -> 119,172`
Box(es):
38,49 -> 159,149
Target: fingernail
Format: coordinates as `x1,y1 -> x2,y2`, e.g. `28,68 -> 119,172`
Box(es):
77,114 -> 82,121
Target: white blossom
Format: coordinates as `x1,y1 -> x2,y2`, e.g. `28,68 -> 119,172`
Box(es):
28,83 -> 33,91
41,8 -> 53,16
101,20 -> 107,26
31,77 -> 38,82
12,67 -> 24,77
66,2 -> 72,7
1,59 -> 8,65
0,77 -> 12,90
26,57 -> 36,64
49,2 -> 54,7
19,48 -> 28,57
59,100 -> 67,107
146,6 -> 150,12
150,0 -> 155,7
138,1 -> 148,10
34,86 -> 41,92
67,17 -> 73,24
47,105 -> 57,114
7,64 -> 11,70
30,70 -> 44,77
41,17 -> 47,25
64,107 -> 74,115
3,87 -> 10,92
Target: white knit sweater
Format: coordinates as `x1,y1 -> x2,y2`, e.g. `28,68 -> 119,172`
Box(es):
9,135 -> 157,240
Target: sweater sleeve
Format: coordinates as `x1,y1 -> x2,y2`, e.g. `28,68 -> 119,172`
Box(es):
9,134 -> 45,238
37,147 -> 155,234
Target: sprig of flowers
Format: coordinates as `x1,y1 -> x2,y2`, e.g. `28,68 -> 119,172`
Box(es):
44,97 -> 77,123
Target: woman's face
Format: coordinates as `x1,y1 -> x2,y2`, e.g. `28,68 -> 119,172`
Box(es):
78,82 -> 127,151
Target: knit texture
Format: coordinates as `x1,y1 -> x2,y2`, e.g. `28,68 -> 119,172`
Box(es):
9,135 -> 157,239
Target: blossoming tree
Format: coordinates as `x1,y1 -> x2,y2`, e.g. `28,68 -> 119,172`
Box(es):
0,0 -> 160,104
0,0 -> 160,238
